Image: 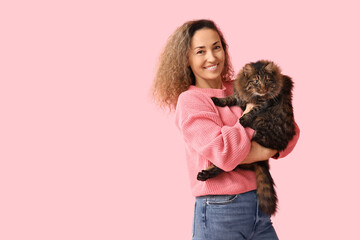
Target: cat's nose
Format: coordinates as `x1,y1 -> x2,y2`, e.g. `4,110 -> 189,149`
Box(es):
259,89 -> 267,94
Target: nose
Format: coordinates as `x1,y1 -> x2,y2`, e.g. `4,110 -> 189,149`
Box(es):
206,51 -> 216,62
258,82 -> 267,93
260,88 -> 267,94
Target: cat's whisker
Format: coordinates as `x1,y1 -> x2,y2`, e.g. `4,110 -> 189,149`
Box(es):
269,92 -> 278,103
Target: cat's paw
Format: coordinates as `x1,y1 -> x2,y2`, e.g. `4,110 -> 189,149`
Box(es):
240,115 -> 251,127
197,170 -> 210,181
211,97 -> 222,106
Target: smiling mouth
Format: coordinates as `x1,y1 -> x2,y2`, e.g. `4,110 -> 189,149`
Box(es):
204,64 -> 218,71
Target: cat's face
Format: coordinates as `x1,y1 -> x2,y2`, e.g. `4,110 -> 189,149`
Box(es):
235,60 -> 283,101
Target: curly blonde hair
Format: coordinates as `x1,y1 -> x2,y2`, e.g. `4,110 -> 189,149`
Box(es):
152,19 -> 234,111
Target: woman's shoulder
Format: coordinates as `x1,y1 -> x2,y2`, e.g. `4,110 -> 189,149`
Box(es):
176,88 -> 215,115
178,87 -> 211,104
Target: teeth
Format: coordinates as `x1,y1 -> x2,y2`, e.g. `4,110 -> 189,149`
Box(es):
206,65 -> 217,70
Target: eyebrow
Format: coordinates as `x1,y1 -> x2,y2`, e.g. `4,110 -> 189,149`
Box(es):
194,41 -> 220,50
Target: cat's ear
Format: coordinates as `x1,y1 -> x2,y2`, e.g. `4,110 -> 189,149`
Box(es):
265,61 -> 280,73
265,62 -> 275,73
243,64 -> 254,77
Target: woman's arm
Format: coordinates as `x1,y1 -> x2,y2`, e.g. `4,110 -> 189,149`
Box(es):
240,141 -> 277,164
175,92 -> 253,172
273,122 -> 300,159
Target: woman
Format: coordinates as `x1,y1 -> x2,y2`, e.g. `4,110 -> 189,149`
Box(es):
153,19 -> 299,240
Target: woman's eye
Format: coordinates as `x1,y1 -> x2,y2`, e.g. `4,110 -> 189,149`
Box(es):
214,46 -> 221,50
196,50 -> 204,54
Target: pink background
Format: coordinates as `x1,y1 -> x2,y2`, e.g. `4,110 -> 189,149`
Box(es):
1,0 -> 359,239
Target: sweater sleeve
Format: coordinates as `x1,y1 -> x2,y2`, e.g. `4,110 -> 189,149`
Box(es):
273,121 -> 300,159
175,92 -> 252,172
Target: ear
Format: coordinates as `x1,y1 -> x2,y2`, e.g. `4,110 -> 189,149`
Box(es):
264,61 -> 275,73
243,64 -> 254,77
265,61 -> 281,74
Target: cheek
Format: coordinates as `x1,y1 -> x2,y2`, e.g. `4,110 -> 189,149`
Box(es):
191,57 -> 203,68
267,84 -> 274,91
188,57 -> 193,68
218,52 -> 226,69
268,82 -> 277,90
188,59 -> 198,72
248,82 -> 256,90
249,87 -> 257,93
219,51 -> 225,62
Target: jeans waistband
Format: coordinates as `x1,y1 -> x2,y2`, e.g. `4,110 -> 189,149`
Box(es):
195,190 -> 257,200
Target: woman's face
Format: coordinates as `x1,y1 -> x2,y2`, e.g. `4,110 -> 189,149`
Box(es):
188,28 -> 225,88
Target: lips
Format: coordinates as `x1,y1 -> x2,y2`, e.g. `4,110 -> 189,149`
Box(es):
204,64 -> 218,71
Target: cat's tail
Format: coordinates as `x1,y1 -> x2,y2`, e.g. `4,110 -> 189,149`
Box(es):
255,160 -> 278,215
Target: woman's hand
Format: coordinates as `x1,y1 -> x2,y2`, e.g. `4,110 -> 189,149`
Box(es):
243,103 -> 255,115
241,141 -> 278,164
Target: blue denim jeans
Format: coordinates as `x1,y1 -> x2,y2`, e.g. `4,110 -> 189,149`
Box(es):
193,190 -> 278,240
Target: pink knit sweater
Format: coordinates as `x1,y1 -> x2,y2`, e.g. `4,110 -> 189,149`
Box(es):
175,81 -> 300,197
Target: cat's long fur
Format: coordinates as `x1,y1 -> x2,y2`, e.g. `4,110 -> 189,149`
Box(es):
197,60 -> 296,215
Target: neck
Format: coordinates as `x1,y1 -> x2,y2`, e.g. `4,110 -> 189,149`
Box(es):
195,79 -> 222,89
